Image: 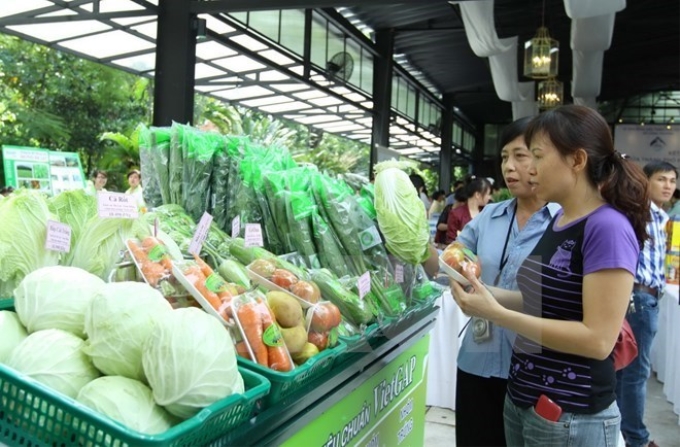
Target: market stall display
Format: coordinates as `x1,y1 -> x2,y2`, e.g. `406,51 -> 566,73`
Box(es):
0,123 -> 443,446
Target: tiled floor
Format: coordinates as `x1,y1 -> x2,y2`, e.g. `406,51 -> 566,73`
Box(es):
424,374 -> 680,447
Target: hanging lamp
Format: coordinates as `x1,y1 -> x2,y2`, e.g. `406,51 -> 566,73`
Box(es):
523,0 -> 559,79
537,77 -> 563,109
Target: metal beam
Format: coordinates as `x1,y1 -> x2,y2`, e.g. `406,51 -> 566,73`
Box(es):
190,0 -> 438,14
371,29 -> 395,177
153,0 -> 197,126
439,93 -> 453,191
0,10 -> 156,25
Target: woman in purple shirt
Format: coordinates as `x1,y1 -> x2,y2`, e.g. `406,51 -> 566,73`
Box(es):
451,105 -> 650,447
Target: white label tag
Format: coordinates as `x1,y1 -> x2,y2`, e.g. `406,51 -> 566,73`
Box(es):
231,215 -> 240,239
358,271 -> 371,300
189,212 -> 213,256
395,264 -> 404,284
358,226 -> 382,250
97,192 -> 138,219
244,223 -> 264,247
45,220 -> 71,253
153,218 -> 159,238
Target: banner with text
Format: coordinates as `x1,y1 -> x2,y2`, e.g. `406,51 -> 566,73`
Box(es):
614,125 -> 680,168
281,335 -> 430,447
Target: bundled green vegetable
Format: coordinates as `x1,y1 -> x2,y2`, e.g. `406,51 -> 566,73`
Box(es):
0,190 -> 60,297
374,160 -> 430,265
310,269 -> 374,326
180,126 -> 222,222
147,126 -> 173,205
138,124 -> 163,208
48,189 -> 98,263
211,136 -> 246,229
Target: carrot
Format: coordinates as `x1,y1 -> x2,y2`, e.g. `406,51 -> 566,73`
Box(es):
193,255 -> 215,278
259,302 -> 293,372
184,265 -> 224,316
142,237 -> 173,270
237,303 -> 268,366
235,341 -> 250,359
128,240 -> 166,286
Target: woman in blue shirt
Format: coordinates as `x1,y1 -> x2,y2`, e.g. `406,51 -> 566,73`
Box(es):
455,117 -> 560,447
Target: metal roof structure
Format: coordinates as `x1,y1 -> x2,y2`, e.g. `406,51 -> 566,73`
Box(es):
1,0 -> 678,185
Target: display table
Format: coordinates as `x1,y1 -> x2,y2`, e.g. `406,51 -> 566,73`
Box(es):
425,290 -> 467,411
228,305 -> 439,446
651,284 -> 680,425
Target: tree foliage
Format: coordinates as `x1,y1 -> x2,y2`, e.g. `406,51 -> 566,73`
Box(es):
0,34 -> 150,187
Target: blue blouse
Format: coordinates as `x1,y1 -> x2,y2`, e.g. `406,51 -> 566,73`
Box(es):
456,198 -> 561,379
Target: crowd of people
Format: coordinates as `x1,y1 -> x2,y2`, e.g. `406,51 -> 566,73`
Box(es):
437,105 -> 678,447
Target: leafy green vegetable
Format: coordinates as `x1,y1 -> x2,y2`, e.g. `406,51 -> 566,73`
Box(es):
48,190 -> 97,263
77,376 -> 176,435
0,190 -> 60,297
374,160 -> 430,265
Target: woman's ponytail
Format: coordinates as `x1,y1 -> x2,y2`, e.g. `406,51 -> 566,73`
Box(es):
599,153 -> 650,247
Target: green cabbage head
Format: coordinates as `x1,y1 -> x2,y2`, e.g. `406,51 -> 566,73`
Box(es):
76,376 -> 176,435
14,266 -> 105,338
374,160 -> 430,265
6,329 -> 99,398
0,310 -> 28,362
83,282 -> 173,382
142,307 -> 244,419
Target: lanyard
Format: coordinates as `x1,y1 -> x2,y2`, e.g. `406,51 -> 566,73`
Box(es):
493,203 -> 518,286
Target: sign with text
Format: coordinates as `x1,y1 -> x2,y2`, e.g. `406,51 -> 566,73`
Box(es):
1,146 -> 86,195
232,215 -> 241,239
189,212 -> 213,256
97,192 -> 139,219
614,125 -> 680,168
281,335 -> 430,447
358,272 -> 371,300
245,223 -> 264,247
45,220 -> 71,253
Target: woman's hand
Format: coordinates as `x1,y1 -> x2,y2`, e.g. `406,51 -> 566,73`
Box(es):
449,264 -> 505,321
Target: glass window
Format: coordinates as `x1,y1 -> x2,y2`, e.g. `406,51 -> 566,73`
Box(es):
453,122 -> 463,145
280,9 -> 305,56
247,11 -> 281,43
229,12 -> 248,24
310,13 -> 327,69
406,85 -> 416,120
360,49 -> 373,95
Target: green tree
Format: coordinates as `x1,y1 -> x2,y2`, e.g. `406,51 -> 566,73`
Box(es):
0,34 -> 150,179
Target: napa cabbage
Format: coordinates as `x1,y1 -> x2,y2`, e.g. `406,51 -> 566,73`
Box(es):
14,266 -> 105,338
0,190 -> 60,297
0,310 -> 28,362
142,307 -> 244,419
83,282 -> 173,382
76,376 -> 176,435
48,190 -> 98,263
374,160 -> 430,265
6,329 -> 99,398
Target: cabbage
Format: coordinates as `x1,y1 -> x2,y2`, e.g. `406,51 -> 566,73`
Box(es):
142,307 -> 244,419
48,190 -> 98,263
374,160 -> 430,265
0,190 -> 60,297
83,282 -> 172,382
6,329 -> 99,398
0,310 -> 28,362
69,216 -> 149,281
14,266 -> 105,338
76,376 -> 175,435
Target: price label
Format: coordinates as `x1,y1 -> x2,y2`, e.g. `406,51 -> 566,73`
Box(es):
153,217 -> 159,238
358,271 -> 371,300
231,215 -> 241,238
395,263 -> 404,284
97,192 -> 139,219
245,223 -> 264,247
45,220 -> 71,253
189,212 -> 213,256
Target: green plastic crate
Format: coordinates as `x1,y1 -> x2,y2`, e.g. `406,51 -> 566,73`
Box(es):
0,365 -> 269,447
237,340 -> 346,407
0,299 -> 271,447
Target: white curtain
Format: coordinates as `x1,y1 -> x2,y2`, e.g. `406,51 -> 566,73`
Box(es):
566,1 -> 625,108
457,1 -> 537,120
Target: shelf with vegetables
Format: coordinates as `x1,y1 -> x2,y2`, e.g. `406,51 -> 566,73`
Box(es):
0,124 -> 443,446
